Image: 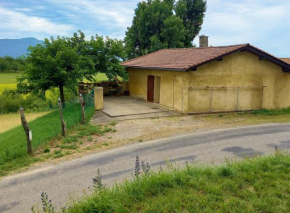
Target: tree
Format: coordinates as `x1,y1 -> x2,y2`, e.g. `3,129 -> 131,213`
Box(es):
160,16 -> 185,48
17,32 -> 126,106
17,35 -> 92,106
0,58 -> 6,72
125,0 -> 206,59
88,35 -> 127,81
175,0 -> 207,47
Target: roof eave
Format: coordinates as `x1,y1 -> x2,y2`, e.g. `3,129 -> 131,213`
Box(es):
124,65 -> 187,72
186,45 -> 290,72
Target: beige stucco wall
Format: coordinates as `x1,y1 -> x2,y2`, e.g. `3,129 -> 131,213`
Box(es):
128,69 -> 189,111
128,51 -> 290,113
188,51 -> 290,112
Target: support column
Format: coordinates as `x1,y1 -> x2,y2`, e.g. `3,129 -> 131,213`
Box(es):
94,87 -> 104,111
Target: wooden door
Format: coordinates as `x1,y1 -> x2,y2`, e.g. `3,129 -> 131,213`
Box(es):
154,76 -> 161,103
147,75 -> 154,102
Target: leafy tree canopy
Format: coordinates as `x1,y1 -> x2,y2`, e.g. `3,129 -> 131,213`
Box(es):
125,0 -> 207,59
18,31 -> 127,105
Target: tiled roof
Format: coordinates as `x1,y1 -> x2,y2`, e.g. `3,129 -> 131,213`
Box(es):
122,44 -> 290,72
280,58 -> 290,64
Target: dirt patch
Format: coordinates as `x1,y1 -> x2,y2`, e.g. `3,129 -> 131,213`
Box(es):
0,111 -> 50,133
96,112 -> 290,145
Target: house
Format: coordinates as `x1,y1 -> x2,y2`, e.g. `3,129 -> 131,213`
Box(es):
122,36 -> 290,113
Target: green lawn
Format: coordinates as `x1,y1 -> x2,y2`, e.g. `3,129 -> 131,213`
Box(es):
66,154 -> 290,213
0,103 -> 95,176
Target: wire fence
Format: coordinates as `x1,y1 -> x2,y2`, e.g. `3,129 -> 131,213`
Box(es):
0,89 -> 97,164
0,89 -> 96,135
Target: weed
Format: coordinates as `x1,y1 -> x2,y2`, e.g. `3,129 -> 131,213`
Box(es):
109,120 -> 118,126
218,166 -> 233,177
40,192 -> 55,213
141,161 -> 151,175
218,114 -> 223,118
43,147 -> 50,153
87,136 -> 93,142
103,143 -> 109,146
139,139 -> 143,142
63,136 -> 78,144
54,153 -> 64,159
103,127 -> 113,133
134,156 -> 141,178
60,144 -> 78,150
53,150 -> 63,158
251,107 -> 290,116
54,150 -> 61,155
93,169 -> 105,191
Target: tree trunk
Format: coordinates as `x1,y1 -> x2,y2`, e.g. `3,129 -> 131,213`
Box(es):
59,84 -> 65,108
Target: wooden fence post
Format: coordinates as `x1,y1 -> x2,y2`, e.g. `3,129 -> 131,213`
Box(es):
20,107 -> 33,155
58,98 -> 66,137
80,94 -> 86,124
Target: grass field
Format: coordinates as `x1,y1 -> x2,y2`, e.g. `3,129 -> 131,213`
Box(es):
0,103 -> 96,176
65,154 -> 290,213
0,111 -> 50,133
0,72 -> 22,94
0,72 -> 108,94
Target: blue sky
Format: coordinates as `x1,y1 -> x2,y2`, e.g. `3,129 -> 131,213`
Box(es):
0,0 -> 289,57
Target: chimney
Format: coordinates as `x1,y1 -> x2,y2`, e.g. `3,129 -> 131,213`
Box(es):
199,35 -> 209,48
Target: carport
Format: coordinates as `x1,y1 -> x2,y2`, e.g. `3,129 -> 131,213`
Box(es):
91,96 -> 180,124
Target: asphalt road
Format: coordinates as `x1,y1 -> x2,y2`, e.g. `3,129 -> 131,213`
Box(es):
1,123 -> 290,213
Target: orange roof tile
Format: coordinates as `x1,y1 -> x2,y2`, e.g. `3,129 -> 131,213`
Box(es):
122,44 -> 290,72
280,58 -> 290,64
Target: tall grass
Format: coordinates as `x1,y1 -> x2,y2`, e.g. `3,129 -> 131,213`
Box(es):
66,154 -> 290,213
0,103 -> 95,176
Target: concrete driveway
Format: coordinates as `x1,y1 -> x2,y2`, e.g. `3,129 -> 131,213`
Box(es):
92,96 -> 180,124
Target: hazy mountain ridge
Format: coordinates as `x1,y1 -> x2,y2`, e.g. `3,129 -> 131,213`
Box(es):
0,38 -> 43,58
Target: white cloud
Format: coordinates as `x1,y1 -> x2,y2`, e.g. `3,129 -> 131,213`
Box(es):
194,0 -> 290,56
14,8 -> 32,12
1,0 -> 289,57
45,0 -> 138,38
0,5 -> 73,39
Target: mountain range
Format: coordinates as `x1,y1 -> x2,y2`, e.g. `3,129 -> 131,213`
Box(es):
0,37 -> 43,58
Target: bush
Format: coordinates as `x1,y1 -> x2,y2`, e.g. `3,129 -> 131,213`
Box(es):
0,90 -> 48,113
